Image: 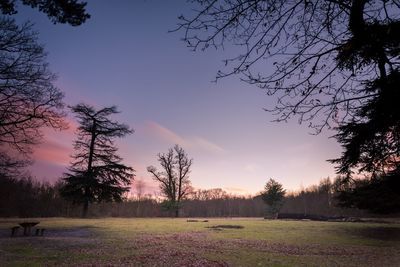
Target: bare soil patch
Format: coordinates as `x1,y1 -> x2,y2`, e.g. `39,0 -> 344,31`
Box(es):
112,231 -> 399,266
207,225 -> 244,229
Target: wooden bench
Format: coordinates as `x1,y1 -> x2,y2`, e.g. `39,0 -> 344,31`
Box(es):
19,222 -> 39,236
11,225 -> 46,237
11,226 -> 20,237
35,228 -> 45,236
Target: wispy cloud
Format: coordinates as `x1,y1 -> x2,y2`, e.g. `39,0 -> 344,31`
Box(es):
244,163 -> 258,172
145,121 -> 186,146
224,186 -> 251,195
144,121 -> 225,154
33,140 -> 72,166
34,117 -> 77,166
191,137 -> 225,154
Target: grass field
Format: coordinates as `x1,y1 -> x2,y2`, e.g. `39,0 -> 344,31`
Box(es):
0,218 -> 399,266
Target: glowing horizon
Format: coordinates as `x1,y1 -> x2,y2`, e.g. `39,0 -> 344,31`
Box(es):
18,1 -> 341,196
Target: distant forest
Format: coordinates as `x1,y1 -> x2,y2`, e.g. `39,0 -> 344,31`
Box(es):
0,175 -> 372,218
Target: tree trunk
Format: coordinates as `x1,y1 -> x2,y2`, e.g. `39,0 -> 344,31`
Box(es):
136,200 -> 141,217
82,200 -> 89,218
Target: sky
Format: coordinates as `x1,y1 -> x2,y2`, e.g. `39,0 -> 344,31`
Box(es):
14,0 -> 342,196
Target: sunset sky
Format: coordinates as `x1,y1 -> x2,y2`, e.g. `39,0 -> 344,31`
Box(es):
15,1 -> 341,195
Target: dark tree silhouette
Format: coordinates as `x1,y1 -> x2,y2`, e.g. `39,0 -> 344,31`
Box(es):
147,145 -> 192,217
0,0 -> 90,26
0,152 -> 29,177
0,17 -> 66,155
0,0 -> 88,170
261,178 -> 285,219
177,0 -> 399,130
334,170 -> 400,214
60,104 -> 135,218
177,0 -> 400,212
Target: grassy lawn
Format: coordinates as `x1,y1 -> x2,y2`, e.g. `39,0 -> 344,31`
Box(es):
0,218 -> 399,266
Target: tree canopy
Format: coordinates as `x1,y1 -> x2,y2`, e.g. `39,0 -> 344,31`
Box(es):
0,0 -> 90,26
261,178 -> 286,218
334,170 -> 400,214
0,0 -> 88,168
60,104 -> 135,217
177,0 -> 399,130
0,17 -> 66,155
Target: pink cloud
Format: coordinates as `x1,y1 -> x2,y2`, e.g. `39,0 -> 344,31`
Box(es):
33,115 -> 77,166
33,140 -> 72,166
42,115 -> 78,137
63,116 -> 79,135
144,121 -> 186,146
144,121 -> 225,154
192,137 -> 225,154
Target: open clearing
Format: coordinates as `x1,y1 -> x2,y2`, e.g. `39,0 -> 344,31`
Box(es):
0,218 -> 399,266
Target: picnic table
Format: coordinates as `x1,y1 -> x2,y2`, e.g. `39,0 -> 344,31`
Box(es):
19,222 -> 40,236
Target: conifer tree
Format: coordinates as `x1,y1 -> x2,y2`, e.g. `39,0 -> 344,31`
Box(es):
60,104 -> 134,217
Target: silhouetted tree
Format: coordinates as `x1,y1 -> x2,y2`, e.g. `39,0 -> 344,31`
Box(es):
261,179 -> 285,219
334,171 -> 400,214
0,0 -> 88,175
178,0 -> 400,212
177,1 -> 398,130
147,145 -> 192,217
0,0 -> 90,26
0,173 -> 68,217
60,104 -> 135,217
0,17 -> 66,155
0,152 -> 29,178
133,179 -> 146,216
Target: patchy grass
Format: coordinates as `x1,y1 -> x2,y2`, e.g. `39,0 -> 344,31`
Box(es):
0,218 -> 399,266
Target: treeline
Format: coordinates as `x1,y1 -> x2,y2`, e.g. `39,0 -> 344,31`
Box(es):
0,175 -> 65,217
280,178 -> 368,218
1,174 -> 373,218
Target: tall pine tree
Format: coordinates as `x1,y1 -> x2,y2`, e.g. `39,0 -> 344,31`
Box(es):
60,104 -> 134,217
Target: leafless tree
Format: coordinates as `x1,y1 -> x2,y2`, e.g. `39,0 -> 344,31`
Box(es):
0,150 -> 29,178
0,17 -> 66,155
133,179 -> 146,200
176,0 -> 400,132
147,145 -> 192,217
133,179 -> 146,216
